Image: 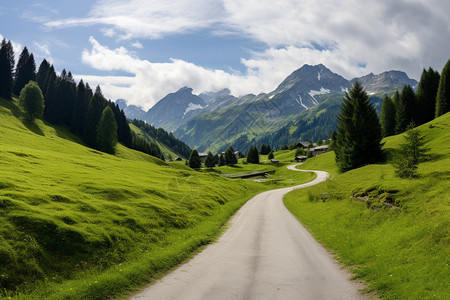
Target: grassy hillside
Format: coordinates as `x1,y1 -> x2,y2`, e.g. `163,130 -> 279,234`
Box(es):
284,113 -> 450,299
0,97 -> 274,299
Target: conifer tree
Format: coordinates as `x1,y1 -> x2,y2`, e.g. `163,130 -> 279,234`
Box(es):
395,85 -> 415,134
268,151 -> 274,160
204,151 -> 216,168
36,59 -> 50,95
19,81 -> 44,121
415,67 -> 440,124
3,40 -> 14,72
246,145 -> 259,164
225,146 -> 237,165
96,106 -> 118,154
84,86 -> 106,147
14,48 -> 36,95
43,66 -> 57,122
218,154 -> 225,166
334,82 -> 382,172
393,123 -> 430,178
188,149 -> 202,169
380,96 -> 396,137
70,79 -> 88,135
435,59 -> 450,117
0,39 -> 14,99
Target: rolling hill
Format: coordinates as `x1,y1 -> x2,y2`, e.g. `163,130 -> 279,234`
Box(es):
284,112 -> 450,299
0,96 -> 268,299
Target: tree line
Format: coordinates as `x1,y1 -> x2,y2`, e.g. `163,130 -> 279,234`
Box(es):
0,39 -> 165,159
333,58 -> 449,174
131,119 -> 191,158
380,62 -> 450,137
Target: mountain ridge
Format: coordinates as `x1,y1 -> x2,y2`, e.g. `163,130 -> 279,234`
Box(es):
117,64 -> 417,152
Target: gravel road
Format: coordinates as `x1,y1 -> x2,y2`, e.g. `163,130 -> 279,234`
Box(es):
130,165 -> 368,300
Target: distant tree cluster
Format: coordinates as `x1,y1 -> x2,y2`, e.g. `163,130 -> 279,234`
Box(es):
380,61 -> 450,137
0,39 -> 166,159
204,151 -> 219,168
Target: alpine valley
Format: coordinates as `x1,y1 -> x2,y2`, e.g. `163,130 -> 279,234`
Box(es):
117,64 -> 417,153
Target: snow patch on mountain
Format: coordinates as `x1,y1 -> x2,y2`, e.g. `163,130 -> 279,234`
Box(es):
184,103 -> 204,116
308,88 -> 330,105
296,95 -> 308,110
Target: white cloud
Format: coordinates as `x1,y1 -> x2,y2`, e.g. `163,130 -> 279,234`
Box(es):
47,0 -> 450,108
45,0 -> 224,40
131,41 -> 143,49
79,37 -> 281,110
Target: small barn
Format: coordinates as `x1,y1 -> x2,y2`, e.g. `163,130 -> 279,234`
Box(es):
295,155 -> 307,162
198,152 -> 208,163
312,145 -> 329,156
296,141 -> 310,150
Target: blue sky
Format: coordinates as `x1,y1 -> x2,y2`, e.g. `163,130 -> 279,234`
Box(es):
1,0 -> 450,109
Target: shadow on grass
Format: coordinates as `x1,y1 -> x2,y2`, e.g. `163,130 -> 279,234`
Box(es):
22,119 -> 45,136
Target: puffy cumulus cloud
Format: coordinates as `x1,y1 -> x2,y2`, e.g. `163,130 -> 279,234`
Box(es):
79,37 -> 279,110
223,0 -> 450,79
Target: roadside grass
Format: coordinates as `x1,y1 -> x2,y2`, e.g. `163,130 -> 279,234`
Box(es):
284,113 -> 450,299
0,97 -> 273,299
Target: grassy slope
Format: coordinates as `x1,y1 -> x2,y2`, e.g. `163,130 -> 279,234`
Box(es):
0,97 -> 279,299
129,123 -> 181,159
284,113 -> 450,299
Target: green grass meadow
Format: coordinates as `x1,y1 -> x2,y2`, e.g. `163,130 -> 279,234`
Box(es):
284,113 -> 450,299
1,97 -> 293,299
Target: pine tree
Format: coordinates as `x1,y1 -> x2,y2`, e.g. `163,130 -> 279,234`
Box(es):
415,67 -> 440,124
246,145 -> 259,164
224,146 -> 237,165
96,106 -> 118,154
268,151 -> 274,160
18,81 -> 44,121
380,96 -> 396,137
393,123 -> 430,178
395,85 -> 416,134
218,154 -> 225,166
334,82 -> 382,172
188,149 -> 202,169
0,39 -> 13,99
14,48 -> 36,95
36,59 -> 50,95
43,66 -> 57,122
204,151 -> 216,168
435,59 -> 450,117
84,86 -> 106,147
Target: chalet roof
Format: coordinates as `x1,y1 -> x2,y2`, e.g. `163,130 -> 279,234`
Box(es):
297,141 -> 309,148
198,152 -> 208,157
295,155 -> 308,159
271,159 -> 280,163
313,145 -> 329,151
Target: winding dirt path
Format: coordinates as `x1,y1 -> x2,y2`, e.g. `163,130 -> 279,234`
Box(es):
130,164 -> 367,300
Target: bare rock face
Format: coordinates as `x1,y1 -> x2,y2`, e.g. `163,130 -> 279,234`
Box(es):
351,70 -> 418,94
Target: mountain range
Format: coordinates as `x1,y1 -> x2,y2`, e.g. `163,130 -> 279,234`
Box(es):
117,64 -> 417,153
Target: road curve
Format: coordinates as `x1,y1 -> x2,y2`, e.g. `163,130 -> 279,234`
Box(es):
130,165 -> 367,300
